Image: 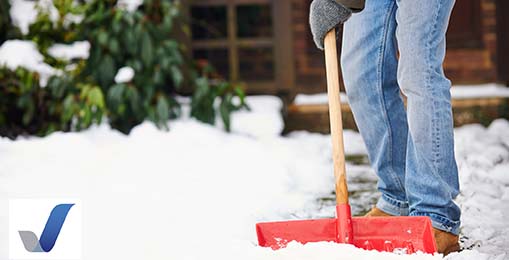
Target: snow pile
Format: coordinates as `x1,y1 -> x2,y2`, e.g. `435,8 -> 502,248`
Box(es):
114,66 -> 135,83
452,119 -> 509,258
0,40 -> 57,86
0,96 -> 507,260
229,96 -> 285,138
48,41 -> 91,61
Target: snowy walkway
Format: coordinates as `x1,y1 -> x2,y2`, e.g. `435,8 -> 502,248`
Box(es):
0,96 -> 507,260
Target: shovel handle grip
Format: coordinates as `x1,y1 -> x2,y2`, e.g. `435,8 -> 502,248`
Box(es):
324,29 -> 349,205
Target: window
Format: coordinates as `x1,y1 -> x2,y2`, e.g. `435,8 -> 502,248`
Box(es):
186,0 -> 294,94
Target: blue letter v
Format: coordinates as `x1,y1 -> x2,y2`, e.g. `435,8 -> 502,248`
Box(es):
37,204 -> 75,252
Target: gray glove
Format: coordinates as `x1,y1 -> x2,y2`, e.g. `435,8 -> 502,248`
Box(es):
309,0 -> 360,50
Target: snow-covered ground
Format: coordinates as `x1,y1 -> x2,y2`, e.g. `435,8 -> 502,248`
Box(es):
0,96 -> 507,260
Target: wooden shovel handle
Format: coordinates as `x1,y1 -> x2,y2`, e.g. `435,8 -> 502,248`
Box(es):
324,29 -> 349,205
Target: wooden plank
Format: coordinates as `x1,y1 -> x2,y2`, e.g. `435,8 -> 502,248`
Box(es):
496,0 -> 509,85
227,2 -> 239,82
288,97 -> 508,114
285,97 -> 509,133
287,103 -> 351,113
190,0 -> 270,6
192,38 -> 273,49
451,98 -> 504,108
192,39 -> 229,48
273,0 -> 295,93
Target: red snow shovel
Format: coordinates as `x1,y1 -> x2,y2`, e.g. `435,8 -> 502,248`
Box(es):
256,30 -> 437,254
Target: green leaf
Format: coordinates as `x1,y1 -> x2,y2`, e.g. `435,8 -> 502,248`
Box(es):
98,55 -> 115,86
87,86 -> 105,108
219,93 -> 233,132
81,105 -> 92,129
97,30 -> 108,47
62,94 -> 76,122
141,31 -> 154,66
170,65 -> 182,88
193,77 -> 209,103
109,39 -> 120,54
108,83 -> 125,106
156,96 -> 169,130
126,87 -> 141,116
124,29 -> 137,55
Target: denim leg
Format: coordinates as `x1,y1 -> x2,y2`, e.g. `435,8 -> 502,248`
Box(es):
341,0 -> 409,216
395,0 -> 461,235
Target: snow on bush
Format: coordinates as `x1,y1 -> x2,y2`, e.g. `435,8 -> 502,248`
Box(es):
0,39 -> 57,86
114,66 -> 135,83
48,41 -> 90,61
9,0 -> 58,35
116,0 -> 143,12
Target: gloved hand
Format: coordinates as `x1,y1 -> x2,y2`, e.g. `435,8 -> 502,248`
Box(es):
309,0 -> 364,50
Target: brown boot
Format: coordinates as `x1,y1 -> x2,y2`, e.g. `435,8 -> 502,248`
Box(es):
433,228 -> 460,256
364,207 -> 393,217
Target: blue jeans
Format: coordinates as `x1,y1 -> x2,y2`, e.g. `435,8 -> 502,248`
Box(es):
341,0 -> 460,235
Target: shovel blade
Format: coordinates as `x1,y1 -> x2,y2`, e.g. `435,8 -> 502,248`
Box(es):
256,216 -> 437,254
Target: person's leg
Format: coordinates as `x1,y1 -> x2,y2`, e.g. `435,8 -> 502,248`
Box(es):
341,0 -> 409,216
395,0 -> 461,235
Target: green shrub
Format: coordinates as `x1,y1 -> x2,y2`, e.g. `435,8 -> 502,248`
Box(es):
0,67 -> 106,139
78,0 -> 183,132
1,0 -> 248,138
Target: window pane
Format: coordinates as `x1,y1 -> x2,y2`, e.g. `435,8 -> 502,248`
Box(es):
193,49 -> 230,80
239,47 -> 274,81
191,6 -> 227,40
236,5 -> 273,38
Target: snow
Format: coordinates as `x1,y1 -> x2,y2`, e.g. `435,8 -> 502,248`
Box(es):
9,0 -> 38,35
48,41 -> 90,61
294,84 -> 509,105
114,66 -> 135,83
452,119 -> 509,257
9,0 -> 58,35
294,92 -> 349,105
0,40 -> 57,86
229,96 -> 285,138
0,96 -> 507,260
451,84 -> 509,99
117,0 -> 144,12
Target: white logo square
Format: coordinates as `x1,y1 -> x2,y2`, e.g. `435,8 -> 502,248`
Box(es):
9,199 -> 82,260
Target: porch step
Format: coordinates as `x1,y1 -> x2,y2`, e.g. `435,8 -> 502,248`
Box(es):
284,96 -> 509,134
